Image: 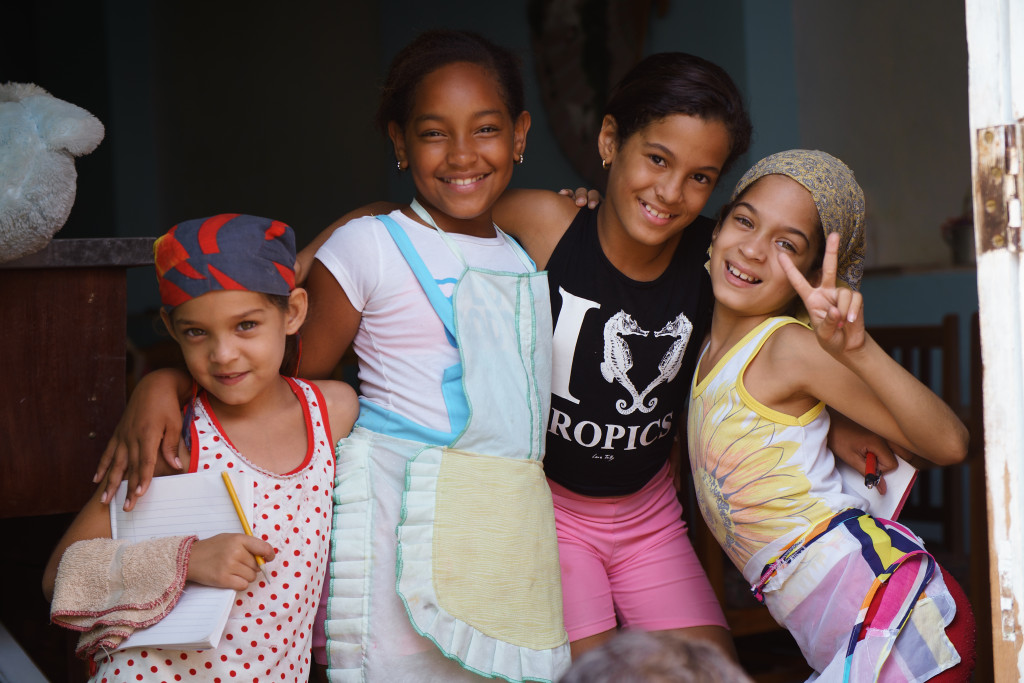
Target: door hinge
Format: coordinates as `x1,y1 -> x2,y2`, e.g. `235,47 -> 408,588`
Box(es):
975,121 -> 1023,254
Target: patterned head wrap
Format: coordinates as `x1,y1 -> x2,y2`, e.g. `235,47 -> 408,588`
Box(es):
153,214 -> 296,310
731,150 -> 865,290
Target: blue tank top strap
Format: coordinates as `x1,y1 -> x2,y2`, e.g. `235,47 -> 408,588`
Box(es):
375,214 -> 457,345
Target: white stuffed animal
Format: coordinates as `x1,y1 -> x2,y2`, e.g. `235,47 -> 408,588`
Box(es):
0,82 -> 105,263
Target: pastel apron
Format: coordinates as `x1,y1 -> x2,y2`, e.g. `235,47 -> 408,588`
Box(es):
325,202 -> 570,682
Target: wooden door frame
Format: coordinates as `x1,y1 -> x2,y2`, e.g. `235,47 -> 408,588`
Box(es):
965,0 -> 1024,678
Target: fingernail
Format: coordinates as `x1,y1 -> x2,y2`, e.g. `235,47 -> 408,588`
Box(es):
175,457 -> 183,469
100,492 -> 108,504
92,473 -> 100,483
136,485 -> 143,495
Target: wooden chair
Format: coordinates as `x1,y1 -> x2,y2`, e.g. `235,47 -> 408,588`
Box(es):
866,312 -> 992,676
869,315 -> 966,566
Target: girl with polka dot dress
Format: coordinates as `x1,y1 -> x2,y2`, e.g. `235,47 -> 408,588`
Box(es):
43,214 -> 359,683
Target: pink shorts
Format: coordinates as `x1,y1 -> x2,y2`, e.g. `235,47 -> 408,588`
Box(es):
550,464 -> 728,641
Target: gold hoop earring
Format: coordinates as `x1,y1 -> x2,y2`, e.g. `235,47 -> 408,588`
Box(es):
601,158 -> 610,170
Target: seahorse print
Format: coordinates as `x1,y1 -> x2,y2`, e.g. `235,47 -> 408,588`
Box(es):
632,313 -> 693,412
600,311 -> 651,414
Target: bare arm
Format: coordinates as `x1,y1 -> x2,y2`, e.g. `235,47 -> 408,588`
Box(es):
825,408 -> 914,495
492,188 -> 584,269
46,448 -> 191,600
312,378 -> 360,441
47,444 -> 277,601
44,496 -> 274,600
298,260 -> 363,380
794,331 -> 967,465
776,234 -> 969,465
42,483 -> 113,601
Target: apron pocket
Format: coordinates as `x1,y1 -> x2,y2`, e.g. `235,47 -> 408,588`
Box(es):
396,446 -> 568,679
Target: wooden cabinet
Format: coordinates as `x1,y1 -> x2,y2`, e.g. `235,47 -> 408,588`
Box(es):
0,238 -> 153,682
0,238 -> 152,517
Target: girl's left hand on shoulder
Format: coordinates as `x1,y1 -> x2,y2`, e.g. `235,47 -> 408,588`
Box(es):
557,187 -> 602,209
780,232 -> 865,358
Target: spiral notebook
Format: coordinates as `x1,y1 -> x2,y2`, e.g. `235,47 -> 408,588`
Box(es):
109,470 -> 251,651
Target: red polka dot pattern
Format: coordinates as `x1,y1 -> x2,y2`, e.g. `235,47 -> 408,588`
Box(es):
91,379 -> 333,682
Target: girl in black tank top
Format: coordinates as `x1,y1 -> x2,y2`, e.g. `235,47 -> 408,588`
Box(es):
531,53 -> 751,661
543,206 -> 714,496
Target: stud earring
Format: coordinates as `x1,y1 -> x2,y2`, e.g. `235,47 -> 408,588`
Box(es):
601,158 -> 610,170
396,160 -> 404,172
516,153 -> 524,165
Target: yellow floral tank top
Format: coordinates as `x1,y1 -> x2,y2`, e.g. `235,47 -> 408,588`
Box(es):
687,317 -> 866,582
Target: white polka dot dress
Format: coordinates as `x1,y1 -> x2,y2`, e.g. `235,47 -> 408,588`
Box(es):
91,378 -> 335,683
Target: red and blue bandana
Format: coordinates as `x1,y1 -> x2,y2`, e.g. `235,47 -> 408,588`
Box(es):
153,213 -> 296,309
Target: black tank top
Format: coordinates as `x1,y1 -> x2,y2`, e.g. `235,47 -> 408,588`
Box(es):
543,207 -> 714,496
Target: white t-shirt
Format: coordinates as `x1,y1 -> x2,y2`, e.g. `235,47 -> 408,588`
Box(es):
314,209 -> 529,432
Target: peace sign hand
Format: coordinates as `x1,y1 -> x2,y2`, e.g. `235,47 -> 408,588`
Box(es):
778,232 -> 866,358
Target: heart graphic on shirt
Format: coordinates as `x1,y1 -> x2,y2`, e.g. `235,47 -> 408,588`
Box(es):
600,311 -> 692,415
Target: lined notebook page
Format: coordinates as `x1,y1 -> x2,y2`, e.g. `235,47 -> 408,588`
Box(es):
118,586 -> 235,650
111,471 -> 251,541
110,470 -> 252,650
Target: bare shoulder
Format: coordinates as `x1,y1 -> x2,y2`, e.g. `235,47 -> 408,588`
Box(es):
760,319 -> 852,392
310,379 -> 359,439
744,321 -> 830,411
495,188 -> 580,233
494,189 -> 581,269
761,321 -> 828,371
765,321 -> 816,356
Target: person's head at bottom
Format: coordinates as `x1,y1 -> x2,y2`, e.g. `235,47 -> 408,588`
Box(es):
558,630 -> 753,683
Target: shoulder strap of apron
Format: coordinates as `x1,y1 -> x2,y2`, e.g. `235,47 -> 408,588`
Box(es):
410,197 -> 537,272
493,223 -> 537,272
374,213 -> 457,344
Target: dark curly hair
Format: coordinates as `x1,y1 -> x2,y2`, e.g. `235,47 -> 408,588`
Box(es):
375,29 -> 525,133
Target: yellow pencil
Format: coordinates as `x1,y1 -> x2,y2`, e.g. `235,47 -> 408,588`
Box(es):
221,471 -> 271,585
